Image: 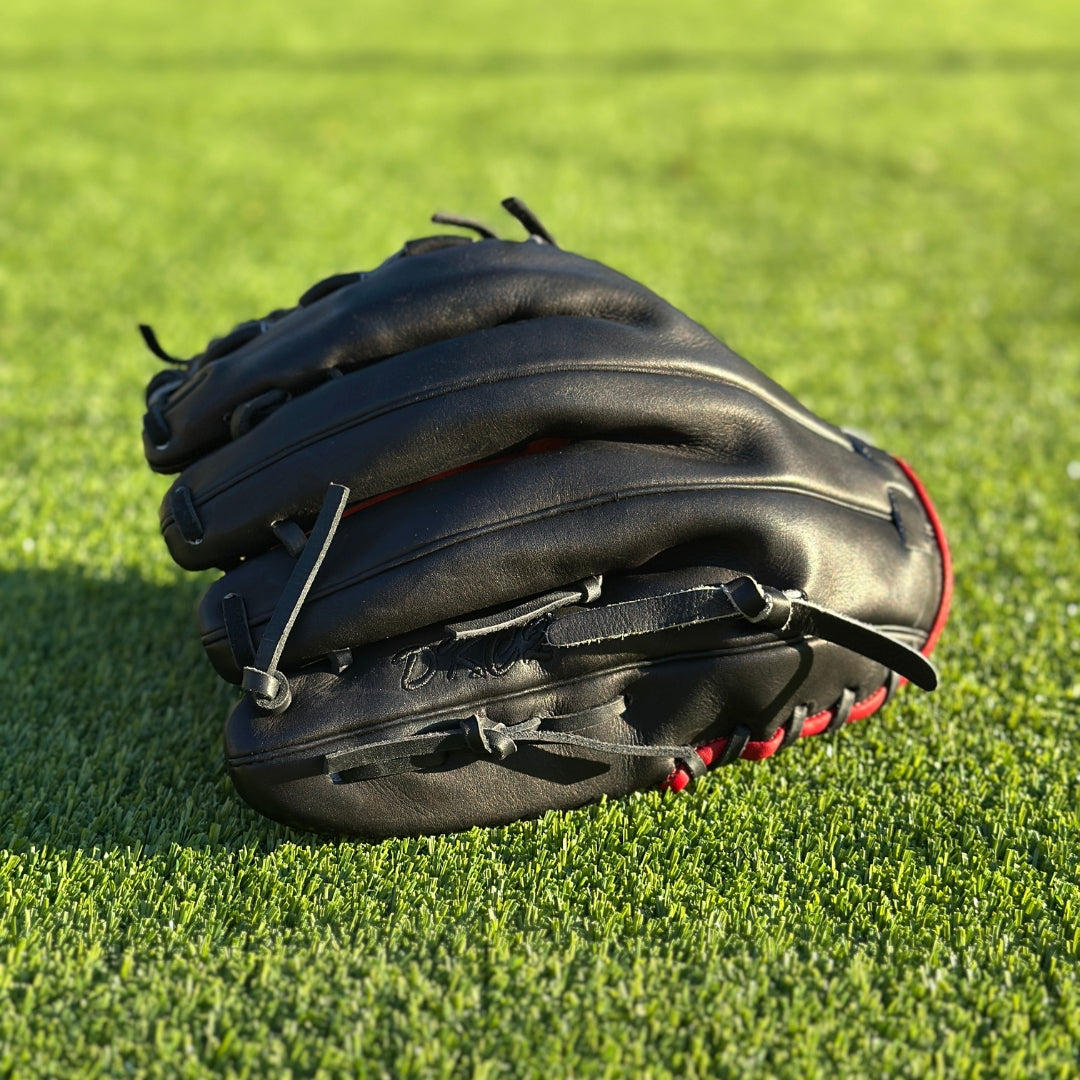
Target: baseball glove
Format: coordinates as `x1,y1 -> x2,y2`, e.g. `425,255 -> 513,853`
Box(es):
141,197 -> 952,839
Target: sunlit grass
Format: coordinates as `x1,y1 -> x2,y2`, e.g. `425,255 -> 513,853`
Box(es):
1,0 -> 1079,1075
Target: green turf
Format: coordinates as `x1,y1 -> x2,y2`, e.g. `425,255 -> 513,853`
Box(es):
2,0 -> 1079,1075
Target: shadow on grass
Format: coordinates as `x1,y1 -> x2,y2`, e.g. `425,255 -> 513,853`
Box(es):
4,569 -> 1039,965
0,567 -> 701,869
0,566 -> 307,856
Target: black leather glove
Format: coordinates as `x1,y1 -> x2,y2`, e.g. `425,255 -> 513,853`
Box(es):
142,198 -> 952,838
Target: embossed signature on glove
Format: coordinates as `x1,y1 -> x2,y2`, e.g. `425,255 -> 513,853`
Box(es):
392,621 -> 551,691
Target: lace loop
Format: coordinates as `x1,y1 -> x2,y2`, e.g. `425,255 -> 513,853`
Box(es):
431,211 -> 498,239
825,687 -> 858,735
781,704 -> 809,750
243,483 -> 349,713
137,323 -> 187,364
446,576 -> 602,640
501,197 -> 557,246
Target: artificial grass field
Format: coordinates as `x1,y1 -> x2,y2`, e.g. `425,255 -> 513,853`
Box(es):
1,0 -> 1079,1075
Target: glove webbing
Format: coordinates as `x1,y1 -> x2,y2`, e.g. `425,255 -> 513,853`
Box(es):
322,696 -> 707,783
546,575 -> 939,691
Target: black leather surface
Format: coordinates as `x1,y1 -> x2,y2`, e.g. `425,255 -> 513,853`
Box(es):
224,574 -> 923,839
142,205 -> 949,838
197,439 -> 938,683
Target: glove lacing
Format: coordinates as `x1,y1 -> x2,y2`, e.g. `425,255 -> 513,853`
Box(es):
227,492 -> 938,783
238,483 -> 350,713
322,696 -> 708,784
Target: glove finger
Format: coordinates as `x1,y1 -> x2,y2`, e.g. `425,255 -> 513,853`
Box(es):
144,238 -> 699,474
198,439 -> 942,683
160,316 -> 846,571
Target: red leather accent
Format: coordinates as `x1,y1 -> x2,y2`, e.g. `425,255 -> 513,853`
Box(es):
894,457 -> 953,657
341,437 -> 571,519
663,456 -> 952,792
667,768 -> 691,794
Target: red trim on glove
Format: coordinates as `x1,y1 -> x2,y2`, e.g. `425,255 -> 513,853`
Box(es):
663,456 -> 953,793
340,438 -> 571,519
894,457 -> 953,656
